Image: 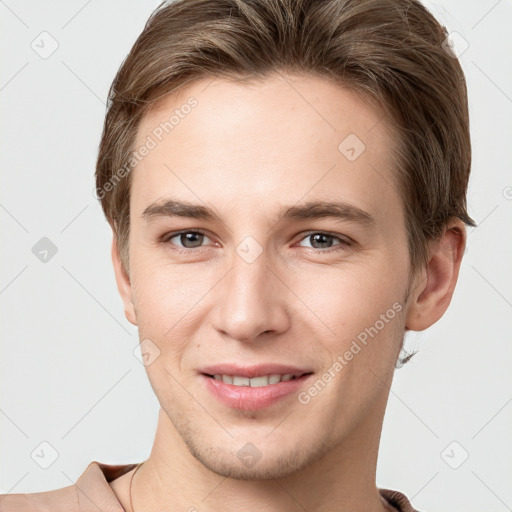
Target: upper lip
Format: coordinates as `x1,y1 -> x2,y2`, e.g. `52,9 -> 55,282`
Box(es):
199,364 -> 313,379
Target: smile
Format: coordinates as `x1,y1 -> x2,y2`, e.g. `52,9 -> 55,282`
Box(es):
201,372 -> 314,411
206,373 -> 307,386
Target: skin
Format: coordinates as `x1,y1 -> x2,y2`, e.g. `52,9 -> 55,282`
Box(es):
109,73 -> 466,512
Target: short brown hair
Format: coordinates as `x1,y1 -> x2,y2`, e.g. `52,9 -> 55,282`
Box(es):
95,0 -> 475,273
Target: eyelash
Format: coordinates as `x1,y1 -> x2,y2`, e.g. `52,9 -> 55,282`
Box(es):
160,229 -> 352,254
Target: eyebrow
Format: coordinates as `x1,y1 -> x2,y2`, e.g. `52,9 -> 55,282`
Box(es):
141,199 -> 375,227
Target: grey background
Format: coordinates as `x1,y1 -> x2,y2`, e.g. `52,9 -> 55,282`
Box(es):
1,1 -> 511,510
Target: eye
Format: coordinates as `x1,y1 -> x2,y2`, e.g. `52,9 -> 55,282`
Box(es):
296,231 -> 351,252
161,230 -> 352,254
162,230 -> 214,250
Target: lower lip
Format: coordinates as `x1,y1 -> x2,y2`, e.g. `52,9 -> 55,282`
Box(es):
201,373 -> 313,411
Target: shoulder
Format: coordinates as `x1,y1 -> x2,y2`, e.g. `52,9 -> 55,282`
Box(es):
379,487 -> 421,512
0,460 -> 138,512
0,483 -> 78,512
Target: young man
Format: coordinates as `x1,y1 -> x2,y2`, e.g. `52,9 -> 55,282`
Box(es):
0,0 -> 474,510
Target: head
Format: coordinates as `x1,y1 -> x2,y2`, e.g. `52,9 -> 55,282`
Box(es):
95,0 -> 473,480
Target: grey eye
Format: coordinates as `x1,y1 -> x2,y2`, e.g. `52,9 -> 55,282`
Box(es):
298,233 -> 342,250
169,231 -> 210,248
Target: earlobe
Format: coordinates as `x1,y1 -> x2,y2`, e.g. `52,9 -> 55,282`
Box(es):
111,236 -> 138,326
405,219 -> 466,331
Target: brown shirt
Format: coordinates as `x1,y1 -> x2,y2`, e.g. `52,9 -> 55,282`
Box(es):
0,461 -> 420,511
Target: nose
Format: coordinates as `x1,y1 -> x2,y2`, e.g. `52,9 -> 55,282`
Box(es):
211,249 -> 291,343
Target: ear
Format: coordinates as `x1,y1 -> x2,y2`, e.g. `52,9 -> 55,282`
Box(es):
405,219 -> 467,331
111,236 -> 138,326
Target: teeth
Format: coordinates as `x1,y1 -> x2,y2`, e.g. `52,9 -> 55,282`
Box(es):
268,374 -> 282,384
212,374 -> 296,386
233,376 -> 250,386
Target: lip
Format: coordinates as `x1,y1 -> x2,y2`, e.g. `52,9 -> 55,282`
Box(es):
200,372 -> 314,411
198,363 -> 312,379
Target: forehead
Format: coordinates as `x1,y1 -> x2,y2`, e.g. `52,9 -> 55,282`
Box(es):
131,73 -> 402,227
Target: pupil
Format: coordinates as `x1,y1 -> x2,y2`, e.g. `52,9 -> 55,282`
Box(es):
311,233 -> 332,249
182,233 -> 203,248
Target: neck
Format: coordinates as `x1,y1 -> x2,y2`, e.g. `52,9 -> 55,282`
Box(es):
129,394 -> 391,512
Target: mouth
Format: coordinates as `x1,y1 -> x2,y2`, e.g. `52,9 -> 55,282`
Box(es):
200,372 -> 315,411
202,372 -> 313,387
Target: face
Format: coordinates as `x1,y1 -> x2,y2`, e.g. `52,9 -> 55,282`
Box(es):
116,73 -> 416,480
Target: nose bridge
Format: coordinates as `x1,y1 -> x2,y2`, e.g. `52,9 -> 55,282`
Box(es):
212,238 -> 289,341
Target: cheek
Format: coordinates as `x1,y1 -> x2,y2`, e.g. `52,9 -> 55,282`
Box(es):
296,259 -> 405,325
129,258 -> 216,338
291,259 -> 407,369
